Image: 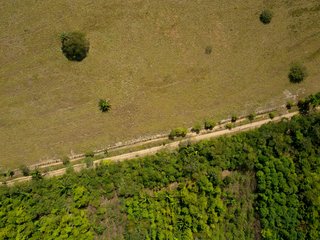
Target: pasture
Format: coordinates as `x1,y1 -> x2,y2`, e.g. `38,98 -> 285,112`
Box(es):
0,0 -> 319,167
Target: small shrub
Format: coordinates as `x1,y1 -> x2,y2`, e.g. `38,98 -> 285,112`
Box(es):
99,99 -> 111,112
191,123 -> 202,134
85,151 -> 95,158
20,165 -> 30,176
61,32 -> 89,61
66,165 -> 75,175
260,9 -> 273,24
9,170 -> 14,178
204,119 -> 216,130
231,115 -> 238,123
205,46 -> 212,55
269,112 -> 276,119
248,113 -> 256,121
62,156 -> 70,165
297,99 -> 310,115
169,127 -> 188,140
288,63 -> 307,83
286,101 -> 294,110
225,123 -> 233,130
104,149 -> 109,156
85,157 -> 94,168
31,169 -> 43,181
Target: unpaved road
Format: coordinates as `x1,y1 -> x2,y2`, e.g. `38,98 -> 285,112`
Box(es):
3,111 -> 298,186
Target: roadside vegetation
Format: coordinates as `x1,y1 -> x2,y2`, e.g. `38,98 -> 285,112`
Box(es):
1,108 -> 319,239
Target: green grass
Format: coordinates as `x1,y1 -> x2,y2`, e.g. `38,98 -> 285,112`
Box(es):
0,0 -> 320,168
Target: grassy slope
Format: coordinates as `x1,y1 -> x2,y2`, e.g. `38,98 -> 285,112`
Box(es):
0,0 -> 319,167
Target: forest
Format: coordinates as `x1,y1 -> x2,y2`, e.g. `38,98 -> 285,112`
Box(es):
0,109 -> 319,239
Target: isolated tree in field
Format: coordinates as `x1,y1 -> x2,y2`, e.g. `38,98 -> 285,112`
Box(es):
61,32 -> 89,61
288,63 -> 307,83
260,10 -> 273,24
99,99 -> 111,112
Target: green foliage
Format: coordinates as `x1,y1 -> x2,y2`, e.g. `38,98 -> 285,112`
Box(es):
288,63 -> 307,83
231,115 -> 238,123
19,165 -> 30,176
62,156 -> 70,165
84,151 -> 94,158
98,99 -> 111,112
204,119 -> 216,130
169,127 -> 188,140
0,109 -> 319,239
31,169 -> 42,180
225,123 -> 233,130
248,113 -> 256,121
84,157 -> 94,168
191,123 -> 202,134
268,112 -> 275,119
298,92 -> 320,115
260,10 -> 273,24
286,101 -> 294,110
61,32 -> 89,61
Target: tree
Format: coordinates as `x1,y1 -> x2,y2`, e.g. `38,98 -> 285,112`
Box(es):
169,127 -> 188,140
61,32 -> 89,61
62,156 -> 70,165
260,10 -> 273,24
269,112 -> 275,119
31,169 -> 43,180
248,113 -> 256,121
286,101 -> 294,110
204,119 -> 216,130
20,165 -> 30,176
288,63 -> 307,83
231,115 -> 238,123
191,123 -> 202,134
225,123 -> 233,130
98,99 -> 111,112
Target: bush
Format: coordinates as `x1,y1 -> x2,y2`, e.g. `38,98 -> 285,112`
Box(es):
286,101 -> 294,110
225,123 -> 234,130
259,10 -> 273,24
269,112 -> 276,119
31,169 -> 43,181
204,119 -> 216,130
288,63 -> 307,83
99,99 -> 111,112
84,157 -> 94,168
231,115 -> 238,123
62,156 -> 70,165
8,170 -> 14,178
20,165 -> 30,176
61,32 -> 89,61
248,113 -> 256,121
85,151 -> 95,158
191,123 -> 202,134
169,127 -> 188,140
205,46 -> 212,55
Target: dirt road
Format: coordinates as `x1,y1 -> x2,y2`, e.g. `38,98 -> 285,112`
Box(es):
3,111 -> 298,186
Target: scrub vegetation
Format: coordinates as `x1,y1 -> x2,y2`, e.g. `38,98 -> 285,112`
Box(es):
0,110 -> 319,239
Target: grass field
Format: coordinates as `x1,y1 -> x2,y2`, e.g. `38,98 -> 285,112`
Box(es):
0,0 -> 319,168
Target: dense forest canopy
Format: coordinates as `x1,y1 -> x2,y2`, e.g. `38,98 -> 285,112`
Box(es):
0,111 -> 319,239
